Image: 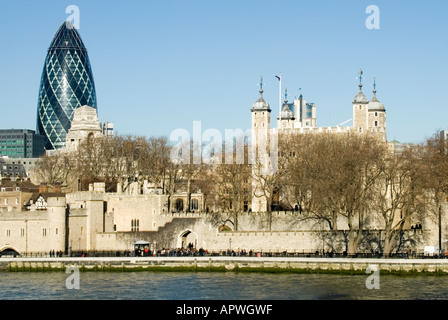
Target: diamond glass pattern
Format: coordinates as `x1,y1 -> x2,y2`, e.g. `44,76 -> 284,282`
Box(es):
36,21 -> 97,150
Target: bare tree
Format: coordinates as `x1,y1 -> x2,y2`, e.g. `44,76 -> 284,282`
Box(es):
419,132 -> 448,252
372,146 -> 424,257
211,146 -> 251,231
34,151 -> 77,190
278,132 -> 385,255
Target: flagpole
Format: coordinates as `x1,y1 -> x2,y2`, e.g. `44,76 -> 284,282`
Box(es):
277,73 -> 282,123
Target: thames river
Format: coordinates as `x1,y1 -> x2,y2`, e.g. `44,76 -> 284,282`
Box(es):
1,272 -> 447,300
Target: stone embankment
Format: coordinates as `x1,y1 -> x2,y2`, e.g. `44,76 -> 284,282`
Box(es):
2,256 -> 448,275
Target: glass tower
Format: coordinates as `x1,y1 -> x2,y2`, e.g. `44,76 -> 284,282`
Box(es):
36,21 -> 97,150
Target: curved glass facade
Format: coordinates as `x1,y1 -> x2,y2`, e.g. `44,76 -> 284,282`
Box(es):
36,21 -> 97,150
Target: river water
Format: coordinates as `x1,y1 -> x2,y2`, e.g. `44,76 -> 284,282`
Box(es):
0,272 -> 447,300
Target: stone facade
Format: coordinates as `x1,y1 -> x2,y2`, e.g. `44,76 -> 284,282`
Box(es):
65,105 -> 103,152
0,185 -> 445,256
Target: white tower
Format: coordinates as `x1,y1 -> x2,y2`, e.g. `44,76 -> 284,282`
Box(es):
367,78 -> 387,141
251,76 -> 271,155
251,76 -> 271,212
353,69 -> 369,133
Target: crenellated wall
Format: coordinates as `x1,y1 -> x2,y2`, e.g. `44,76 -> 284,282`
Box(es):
0,191 -> 445,255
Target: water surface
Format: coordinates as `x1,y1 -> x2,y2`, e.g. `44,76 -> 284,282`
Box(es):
1,272 -> 447,300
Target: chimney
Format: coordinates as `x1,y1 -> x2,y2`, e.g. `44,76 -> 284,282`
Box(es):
39,182 -> 48,193
53,182 -> 62,193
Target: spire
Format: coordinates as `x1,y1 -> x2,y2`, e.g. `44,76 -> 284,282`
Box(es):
371,77 -> 378,102
251,75 -> 270,112
278,87 -> 294,121
358,68 -> 364,92
353,68 -> 368,104
368,76 -> 385,111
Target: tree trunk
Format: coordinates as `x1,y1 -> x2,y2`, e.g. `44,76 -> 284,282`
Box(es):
233,211 -> 239,232
347,231 -> 358,257
382,235 -> 394,258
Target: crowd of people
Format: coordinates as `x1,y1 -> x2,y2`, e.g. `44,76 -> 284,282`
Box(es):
133,247 -> 209,257
49,250 -> 64,257
132,246 -> 257,257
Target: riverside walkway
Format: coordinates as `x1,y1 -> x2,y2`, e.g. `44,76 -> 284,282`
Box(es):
2,256 -> 448,275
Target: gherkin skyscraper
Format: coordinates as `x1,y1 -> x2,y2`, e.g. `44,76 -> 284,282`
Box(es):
37,21 -> 97,150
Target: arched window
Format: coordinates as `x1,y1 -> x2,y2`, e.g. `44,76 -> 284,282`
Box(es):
375,121 -> 378,127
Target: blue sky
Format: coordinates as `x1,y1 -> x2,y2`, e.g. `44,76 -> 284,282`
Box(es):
0,0 -> 447,144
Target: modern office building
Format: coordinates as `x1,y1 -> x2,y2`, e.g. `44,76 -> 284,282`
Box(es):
0,129 -> 45,159
36,21 -> 98,150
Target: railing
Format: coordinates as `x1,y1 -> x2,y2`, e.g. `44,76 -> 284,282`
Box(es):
4,249 -> 446,259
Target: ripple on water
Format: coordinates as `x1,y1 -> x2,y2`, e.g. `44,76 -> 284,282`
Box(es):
1,272 -> 448,300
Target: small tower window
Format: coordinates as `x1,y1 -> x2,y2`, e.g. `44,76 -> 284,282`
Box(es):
375,121 -> 378,127
359,105 -> 362,110
375,112 -> 378,117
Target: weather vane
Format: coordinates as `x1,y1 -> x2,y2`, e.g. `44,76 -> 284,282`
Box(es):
258,75 -> 264,93
358,69 -> 364,84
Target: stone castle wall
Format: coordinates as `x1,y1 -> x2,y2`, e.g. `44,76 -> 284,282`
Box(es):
0,192 -> 445,255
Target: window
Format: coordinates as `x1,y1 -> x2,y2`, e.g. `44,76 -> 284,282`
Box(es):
375,121 -> 378,127
191,199 -> 199,211
375,112 -> 378,117
131,219 -> 140,232
176,199 -> 184,212
42,228 -> 47,237
6,230 -> 10,237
